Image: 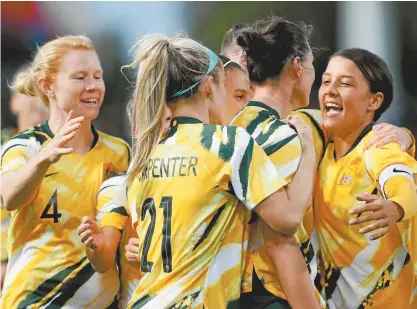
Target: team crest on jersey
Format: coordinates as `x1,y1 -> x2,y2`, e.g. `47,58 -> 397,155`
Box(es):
338,173 -> 353,185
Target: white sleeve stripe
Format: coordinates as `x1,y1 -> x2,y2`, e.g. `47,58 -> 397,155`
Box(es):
230,130 -> 250,205
378,164 -> 414,200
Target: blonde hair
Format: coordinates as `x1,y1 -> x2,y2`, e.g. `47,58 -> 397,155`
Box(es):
124,34 -> 221,185
10,35 -> 95,104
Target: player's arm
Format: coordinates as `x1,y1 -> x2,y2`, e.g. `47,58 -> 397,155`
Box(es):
261,221 -> 320,309
255,116 -> 316,235
78,175 -> 129,272
78,218 -> 121,273
1,111 -> 83,211
231,117 -> 316,236
349,142 -> 417,239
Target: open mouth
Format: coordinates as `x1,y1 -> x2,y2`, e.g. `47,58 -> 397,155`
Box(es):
325,102 -> 343,116
80,98 -> 99,105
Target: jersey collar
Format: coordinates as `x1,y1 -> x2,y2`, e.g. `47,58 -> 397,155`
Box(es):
38,121 -> 99,150
335,121 -> 374,159
247,101 -> 280,119
170,116 -> 203,127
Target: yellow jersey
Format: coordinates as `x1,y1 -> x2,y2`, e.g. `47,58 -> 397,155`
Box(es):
230,102 -> 327,308
314,123 -> 417,309
1,128 -> 17,263
0,121 -> 130,309
96,173 -> 142,308
126,116 -> 286,309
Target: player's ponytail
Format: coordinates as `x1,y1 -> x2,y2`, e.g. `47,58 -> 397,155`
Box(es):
125,34 -> 222,185
10,66 -> 37,97
124,35 -> 171,186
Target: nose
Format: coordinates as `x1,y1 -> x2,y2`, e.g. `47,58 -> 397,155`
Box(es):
325,81 -> 338,97
85,76 -> 99,91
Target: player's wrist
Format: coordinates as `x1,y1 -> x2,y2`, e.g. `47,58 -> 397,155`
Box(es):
390,200 -> 405,222
34,151 -> 54,169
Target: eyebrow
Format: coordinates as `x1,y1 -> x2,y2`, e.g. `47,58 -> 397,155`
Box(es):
234,89 -> 248,93
71,69 -> 103,74
322,73 -> 355,79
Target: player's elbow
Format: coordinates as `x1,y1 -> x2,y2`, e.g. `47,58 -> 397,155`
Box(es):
268,217 -> 300,236
90,261 -> 113,273
2,196 -> 18,212
264,233 -> 297,254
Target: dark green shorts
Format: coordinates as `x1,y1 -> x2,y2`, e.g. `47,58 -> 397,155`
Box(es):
240,268 -> 291,309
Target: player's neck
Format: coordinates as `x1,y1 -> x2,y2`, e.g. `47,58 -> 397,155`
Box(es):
252,81 -> 294,118
333,121 -> 371,161
48,113 -> 94,156
170,101 -> 210,124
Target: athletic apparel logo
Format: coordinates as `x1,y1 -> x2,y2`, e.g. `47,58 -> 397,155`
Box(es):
393,167 -> 412,176
45,172 -> 59,178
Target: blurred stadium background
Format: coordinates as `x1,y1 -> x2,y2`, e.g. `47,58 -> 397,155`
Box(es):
2,1 -> 417,142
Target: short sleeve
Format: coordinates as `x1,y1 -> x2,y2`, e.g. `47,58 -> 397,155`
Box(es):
291,109 -> 329,160
365,141 -> 417,220
263,122 -> 302,183
96,174 -> 129,230
1,135 -> 40,175
229,127 -> 287,210
1,208 -> 10,262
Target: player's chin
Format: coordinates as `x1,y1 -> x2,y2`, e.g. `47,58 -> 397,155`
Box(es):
81,107 -> 101,121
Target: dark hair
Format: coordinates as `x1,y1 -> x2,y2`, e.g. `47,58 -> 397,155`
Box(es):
218,54 -> 245,72
220,24 -> 248,55
331,48 -> 393,121
236,16 -> 313,83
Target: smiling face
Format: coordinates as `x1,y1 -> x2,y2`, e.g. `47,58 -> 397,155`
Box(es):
51,49 -> 105,121
319,56 -> 377,136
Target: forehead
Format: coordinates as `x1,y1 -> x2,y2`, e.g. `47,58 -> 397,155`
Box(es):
225,69 -> 250,89
59,49 -> 102,73
325,56 -> 363,78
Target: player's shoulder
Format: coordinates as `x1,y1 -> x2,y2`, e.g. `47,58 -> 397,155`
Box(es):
230,101 -> 283,129
291,108 -> 323,123
1,123 -> 48,157
199,123 -> 255,163
99,173 -> 127,193
96,129 -> 130,155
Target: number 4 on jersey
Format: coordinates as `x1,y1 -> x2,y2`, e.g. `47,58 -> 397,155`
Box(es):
40,189 -> 62,223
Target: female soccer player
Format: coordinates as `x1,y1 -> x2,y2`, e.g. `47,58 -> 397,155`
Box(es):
233,16 -> 414,309
315,48 -> 417,309
233,16 -> 326,309
0,35 -> 130,308
121,33 -> 317,309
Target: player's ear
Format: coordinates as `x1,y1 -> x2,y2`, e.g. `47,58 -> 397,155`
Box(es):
368,92 -> 383,113
200,76 -> 214,99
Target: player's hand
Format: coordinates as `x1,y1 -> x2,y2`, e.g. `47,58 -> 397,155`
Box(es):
366,123 -> 412,152
285,116 -> 314,155
77,216 -> 103,251
125,237 -> 140,262
38,110 -> 84,164
348,193 -> 404,240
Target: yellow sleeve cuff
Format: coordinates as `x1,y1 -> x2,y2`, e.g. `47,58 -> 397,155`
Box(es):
385,176 -> 417,221
99,212 -> 128,230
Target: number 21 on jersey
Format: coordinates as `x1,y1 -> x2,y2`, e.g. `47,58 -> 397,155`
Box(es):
141,196 -> 173,273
